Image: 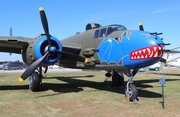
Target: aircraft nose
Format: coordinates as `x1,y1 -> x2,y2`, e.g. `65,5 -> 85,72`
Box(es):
121,30 -> 165,68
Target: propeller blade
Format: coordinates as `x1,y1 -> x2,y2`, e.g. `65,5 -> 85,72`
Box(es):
39,7 -> 51,47
56,50 -> 88,63
19,52 -> 49,82
139,22 -> 144,31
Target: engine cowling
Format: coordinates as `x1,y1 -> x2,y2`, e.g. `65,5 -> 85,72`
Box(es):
22,35 -> 62,66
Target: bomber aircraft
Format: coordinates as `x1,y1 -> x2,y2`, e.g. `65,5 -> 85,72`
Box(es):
0,7 -> 173,102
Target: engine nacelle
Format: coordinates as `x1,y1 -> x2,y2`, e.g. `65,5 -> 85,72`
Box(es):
22,35 -> 62,66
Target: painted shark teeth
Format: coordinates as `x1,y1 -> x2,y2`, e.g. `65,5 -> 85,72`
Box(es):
130,46 -> 164,60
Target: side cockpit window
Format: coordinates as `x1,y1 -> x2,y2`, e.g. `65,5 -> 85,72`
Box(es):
94,28 -> 107,38
94,30 -> 100,38
99,28 -> 107,37
107,27 -> 114,35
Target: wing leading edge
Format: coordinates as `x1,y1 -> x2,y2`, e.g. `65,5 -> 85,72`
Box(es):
0,36 -> 33,54
0,36 -> 82,57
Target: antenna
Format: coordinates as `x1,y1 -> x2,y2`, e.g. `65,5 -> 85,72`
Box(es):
9,27 -> 12,55
9,27 -> 12,36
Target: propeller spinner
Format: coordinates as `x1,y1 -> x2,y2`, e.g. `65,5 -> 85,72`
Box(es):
19,7 -> 88,82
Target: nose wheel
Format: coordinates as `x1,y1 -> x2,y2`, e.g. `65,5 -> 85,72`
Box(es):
124,69 -> 139,102
125,83 -> 138,102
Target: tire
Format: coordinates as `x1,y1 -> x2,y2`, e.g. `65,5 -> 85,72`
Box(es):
29,72 -> 41,91
125,83 -> 138,102
112,71 -> 124,87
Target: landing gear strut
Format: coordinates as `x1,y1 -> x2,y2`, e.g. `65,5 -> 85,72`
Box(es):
106,69 -> 139,102
124,69 -> 139,102
29,67 -> 43,91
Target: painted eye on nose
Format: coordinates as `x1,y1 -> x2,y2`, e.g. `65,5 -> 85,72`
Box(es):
146,34 -> 150,38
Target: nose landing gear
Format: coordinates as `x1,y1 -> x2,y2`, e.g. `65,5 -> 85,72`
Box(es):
124,69 -> 139,103
105,69 -> 139,103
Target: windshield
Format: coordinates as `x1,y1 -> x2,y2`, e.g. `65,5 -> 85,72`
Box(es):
110,25 -> 127,30
107,25 -> 127,35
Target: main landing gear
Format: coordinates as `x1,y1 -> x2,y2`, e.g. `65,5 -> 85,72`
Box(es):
105,70 -> 124,87
105,69 -> 139,102
29,67 -> 43,91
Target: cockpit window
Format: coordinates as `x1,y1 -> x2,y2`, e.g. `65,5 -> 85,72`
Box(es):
99,28 -> 107,37
107,25 -> 127,35
94,28 -> 107,38
94,30 -> 100,38
94,24 -> 127,38
107,27 -> 114,36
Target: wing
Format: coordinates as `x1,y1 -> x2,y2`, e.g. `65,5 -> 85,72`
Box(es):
0,36 -> 82,57
164,49 -> 180,53
0,36 -> 33,54
164,47 -> 180,53
62,45 -> 81,54
61,40 -> 82,53
61,42 -> 82,59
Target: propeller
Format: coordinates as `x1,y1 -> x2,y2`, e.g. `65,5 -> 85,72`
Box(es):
39,7 -> 51,48
139,22 -> 144,31
19,7 -> 88,82
19,52 -> 49,82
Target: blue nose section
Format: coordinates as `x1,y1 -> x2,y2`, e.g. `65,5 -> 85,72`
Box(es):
121,31 -> 165,68
96,30 -> 165,69
49,46 -> 56,53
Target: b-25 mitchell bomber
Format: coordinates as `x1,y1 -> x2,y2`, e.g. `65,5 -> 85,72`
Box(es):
0,7 -> 172,101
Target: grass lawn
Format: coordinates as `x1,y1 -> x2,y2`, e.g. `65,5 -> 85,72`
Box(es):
0,68 -> 180,117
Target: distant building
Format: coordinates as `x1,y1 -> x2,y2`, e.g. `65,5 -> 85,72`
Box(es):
0,60 -> 20,69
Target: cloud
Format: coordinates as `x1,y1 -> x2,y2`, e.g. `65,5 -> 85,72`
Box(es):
151,7 -> 180,14
150,10 -> 166,14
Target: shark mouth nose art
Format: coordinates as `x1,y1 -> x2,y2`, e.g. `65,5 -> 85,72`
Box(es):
130,45 -> 164,60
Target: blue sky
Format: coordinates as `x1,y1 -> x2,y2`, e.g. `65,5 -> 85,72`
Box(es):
0,0 -> 180,61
